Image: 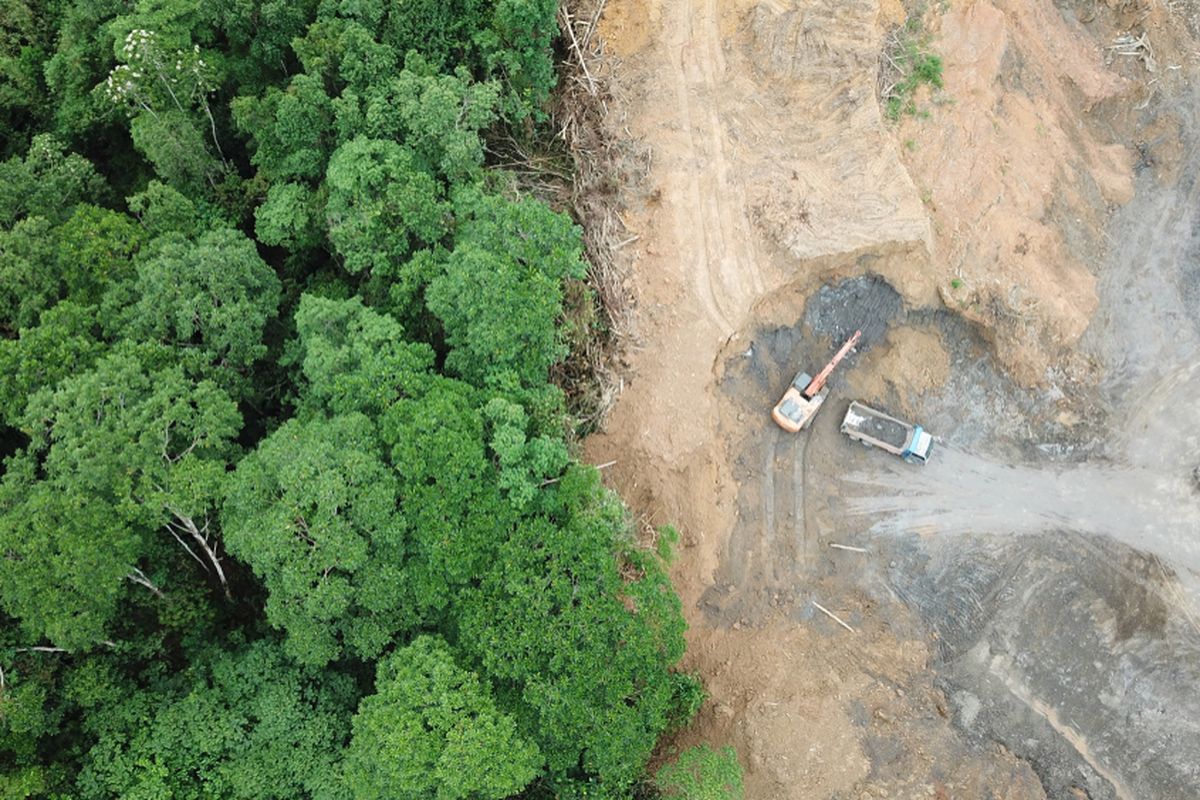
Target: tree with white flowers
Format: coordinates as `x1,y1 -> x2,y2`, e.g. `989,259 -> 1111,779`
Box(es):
103,28 -> 225,190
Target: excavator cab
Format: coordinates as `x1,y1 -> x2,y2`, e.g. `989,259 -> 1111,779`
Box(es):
771,331 -> 860,433
772,390 -> 827,432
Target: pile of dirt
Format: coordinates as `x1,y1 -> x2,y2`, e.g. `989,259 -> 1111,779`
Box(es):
848,325 -> 951,415
738,0 -> 935,294
664,618 -> 1048,799
895,0 -> 1196,386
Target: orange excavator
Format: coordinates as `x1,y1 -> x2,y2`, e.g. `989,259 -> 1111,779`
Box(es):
771,330 -> 861,433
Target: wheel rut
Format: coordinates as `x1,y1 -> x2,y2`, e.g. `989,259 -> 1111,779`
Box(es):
668,0 -> 764,332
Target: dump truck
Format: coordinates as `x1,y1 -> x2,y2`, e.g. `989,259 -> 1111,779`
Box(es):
771,330 -> 862,433
840,401 -> 935,464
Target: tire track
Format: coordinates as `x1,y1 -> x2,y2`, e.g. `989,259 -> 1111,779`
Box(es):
793,431 -> 815,567
669,30 -> 736,331
758,426 -> 817,582
666,0 -> 766,333
760,429 -> 778,573
697,0 -> 766,298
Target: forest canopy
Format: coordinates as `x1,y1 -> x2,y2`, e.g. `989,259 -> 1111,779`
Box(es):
0,0 -> 703,796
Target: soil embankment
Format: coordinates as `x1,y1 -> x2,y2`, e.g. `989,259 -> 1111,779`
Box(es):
585,0 -> 1200,797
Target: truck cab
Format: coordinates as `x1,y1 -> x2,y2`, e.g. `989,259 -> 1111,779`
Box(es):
900,426 -> 935,464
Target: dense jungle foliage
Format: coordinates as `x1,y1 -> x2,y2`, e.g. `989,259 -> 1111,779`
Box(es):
0,0 -> 708,796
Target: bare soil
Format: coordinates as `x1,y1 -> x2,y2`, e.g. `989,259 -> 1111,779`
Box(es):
583,0 -> 1200,797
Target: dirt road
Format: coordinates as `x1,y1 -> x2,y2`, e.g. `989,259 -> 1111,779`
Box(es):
586,0 -> 1200,797
848,396 -> 1200,608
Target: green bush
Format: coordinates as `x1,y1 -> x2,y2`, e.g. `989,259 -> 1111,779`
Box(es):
655,745 -> 745,800
883,25 -> 945,121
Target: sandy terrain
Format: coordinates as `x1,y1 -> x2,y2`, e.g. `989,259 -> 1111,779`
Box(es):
582,0 -> 1200,797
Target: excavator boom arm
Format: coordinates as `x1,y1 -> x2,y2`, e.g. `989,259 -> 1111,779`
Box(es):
803,329 -> 862,398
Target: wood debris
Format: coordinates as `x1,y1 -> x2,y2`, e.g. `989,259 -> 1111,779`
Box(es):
1107,31 -> 1156,73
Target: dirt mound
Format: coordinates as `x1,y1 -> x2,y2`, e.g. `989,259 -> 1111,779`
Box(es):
849,325 -> 951,415
897,0 -> 1153,385
739,1 -> 934,290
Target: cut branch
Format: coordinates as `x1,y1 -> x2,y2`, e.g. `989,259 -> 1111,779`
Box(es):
812,601 -> 856,633
559,6 -> 598,96
579,0 -> 609,53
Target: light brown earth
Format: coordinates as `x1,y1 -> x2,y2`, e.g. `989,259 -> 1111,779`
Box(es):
581,0 -> 1199,797
847,325 -> 950,417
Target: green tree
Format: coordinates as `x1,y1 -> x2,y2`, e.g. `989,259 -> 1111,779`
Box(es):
209,0 -> 319,93
103,27 -> 226,191
0,134 -> 106,227
0,349 -> 241,648
344,635 -> 539,800
292,294 -> 433,418
0,217 -> 60,335
380,379 -> 515,615
128,108 -> 220,193
0,467 -> 136,650
232,73 -> 335,183
111,228 -> 281,386
42,0 -> 126,141
290,17 -> 354,92
254,181 -> 325,249
427,188 -> 585,389
375,0 -> 486,69
0,301 -> 103,425
0,616 -> 80,795
333,20 -> 399,96
222,413 -> 409,666
483,395 -> 567,511
0,205 -> 142,336
456,466 -> 688,792
77,639 -> 355,800
53,204 -> 145,305
358,59 -> 498,184
655,746 -> 745,800
0,0 -> 62,155
324,137 -> 447,275
126,179 -> 207,238
479,0 -> 558,120
292,297 -> 510,618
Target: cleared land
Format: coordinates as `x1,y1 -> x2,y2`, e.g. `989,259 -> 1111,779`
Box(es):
585,0 -> 1200,796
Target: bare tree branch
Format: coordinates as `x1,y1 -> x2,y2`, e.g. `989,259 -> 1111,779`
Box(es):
166,507 -> 232,600
15,646 -> 69,654
165,518 -> 210,573
126,567 -> 165,598
293,515 -> 317,548
559,6 -> 598,96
